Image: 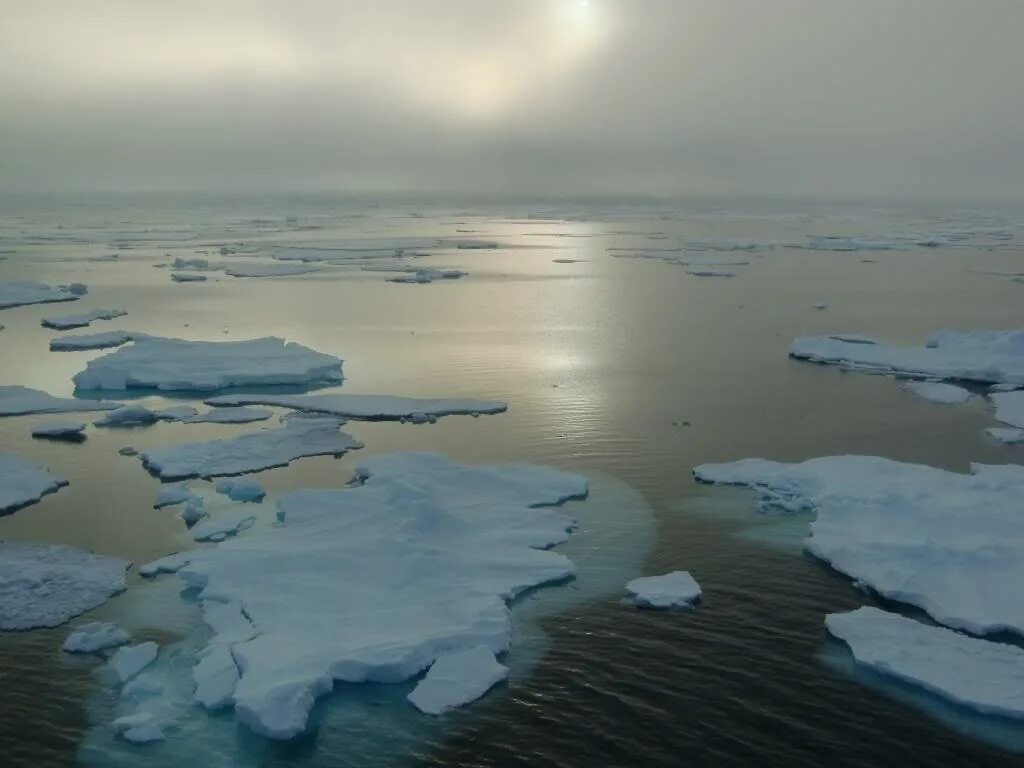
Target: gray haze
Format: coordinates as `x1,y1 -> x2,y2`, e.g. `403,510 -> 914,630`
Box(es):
2,0 -> 1022,198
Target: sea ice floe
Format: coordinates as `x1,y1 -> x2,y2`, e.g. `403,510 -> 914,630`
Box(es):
990,390 -> 1024,429
407,646 -> 509,715
50,330 -> 140,351
204,393 -> 506,420
190,512 -> 255,542
41,308 -> 127,330
0,452 -> 69,514
179,497 -> 207,526
171,273 -> 207,283
154,485 -> 196,509
94,406 -> 167,427
63,622 -> 130,653
215,478 -> 265,503
31,421 -> 86,440
0,385 -> 120,416
986,427 -> 1024,445
826,607 -> 1024,719
694,456 -> 1024,635
224,263 -> 321,278
0,542 -> 129,630
903,381 -> 972,404
0,281 -> 80,310
72,336 -> 342,392
625,571 -> 702,609
109,642 -> 160,684
139,552 -> 192,577
790,328 -> 1024,385
150,452 -> 587,739
386,268 -> 466,284
183,407 -> 272,424
193,645 -> 240,710
686,268 -> 735,278
140,418 -> 362,479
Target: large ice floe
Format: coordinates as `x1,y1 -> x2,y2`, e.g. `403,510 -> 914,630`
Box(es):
0,385 -> 120,416
826,607 -> 1024,719
72,336 -> 342,392
204,393 -> 506,420
50,330 -> 140,351
140,452 -> 588,738
626,571 -> 702,609
41,308 -> 127,330
0,452 -> 69,514
0,280 -> 80,309
694,456 -> 1024,635
141,418 -> 362,479
0,542 -> 129,629
790,328 -> 1024,385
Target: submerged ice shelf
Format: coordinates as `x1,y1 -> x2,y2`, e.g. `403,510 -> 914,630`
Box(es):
141,452 -> 588,739
694,456 -> 1024,636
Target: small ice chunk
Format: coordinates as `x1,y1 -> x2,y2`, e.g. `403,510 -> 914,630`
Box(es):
903,381 -> 972,405
121,720 -> 165,743
153,484 -> 195,509
225,262 -> 321,278
813,302 -> 829,310
986,427 -> 1024,445
108,642 -> 159,684
407,646 -> 509,715
171,273 -> 207,282
626,571 -> 702,609
65,283 -> 89,296
826,607 -> 1024,719
179,497 -> 207,526
215,478 -> 265,503
0,385 -> 120,416
118,446 -> 138,456
50,330 -> 138,351
991,390 -> 1024,428
140,418 -> 362,479
139,552 -> 192,577
156,405 -> 199,421
183,407 -> 272,424
0,281 -> 79,309
190,511 -> 255,542
687,269 -> 735,277
193,645 -> 240,710
94,406 -> 160,427
0,453 -> 68,514
41,308 -> 127,330
31,421 -> 86,440
72,336 -> 342,392
63,622 -> 130,653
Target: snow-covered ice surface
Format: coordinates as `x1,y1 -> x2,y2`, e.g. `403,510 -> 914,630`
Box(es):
77,470 -> 654,767
903,381 -> 972,404
0,385 -> 120,416
990,390 -> 1024,428
31,421 -> 86,439
0,280 -> 79,309
190,511 -> 255,542
986,427 -> 1024,445
407,646 -> 509,715
94,406 -> 165,427
140,418 -> 362,479
204,393 -> 506,419
790,329 -> 1024,385
0,452 -> 69,513
0,542 -> 129,629
215,477 -> 265,502
41,308 -> 127,330
63,622 -> 130,653
109,642 -> 159,684
153,485 -> 196,509
183,407 -> 272,424
50,330 -> 139,351
72,336 -> 342,392
626,571 -> 702,609
826,607 -> 1024,719
694,456 -> 1024,635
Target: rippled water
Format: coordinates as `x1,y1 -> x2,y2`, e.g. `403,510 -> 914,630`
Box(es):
1,194 -> 1022,767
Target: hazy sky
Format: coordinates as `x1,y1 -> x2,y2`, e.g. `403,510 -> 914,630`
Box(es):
2,0 -> 1022,198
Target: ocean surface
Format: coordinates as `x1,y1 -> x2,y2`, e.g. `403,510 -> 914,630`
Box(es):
0,193 -> 1022,767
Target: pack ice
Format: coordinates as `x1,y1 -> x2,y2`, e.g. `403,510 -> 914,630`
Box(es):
204,393 -> 506,420
72,336 -> 342,392
0,281 -> 80,310
161,452 -> 587,738
694,456 -> 1024,635
0,453 -> 68,514
0,542 -> 129,630
140,418 -> 362,479
827,607 -> 1024,719
790,329 -> 1024,385
0,385 -> 120,416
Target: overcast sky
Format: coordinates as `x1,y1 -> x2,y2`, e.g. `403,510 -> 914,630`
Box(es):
1,0 -> 1022,198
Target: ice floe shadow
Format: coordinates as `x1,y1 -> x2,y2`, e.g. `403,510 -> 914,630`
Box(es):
75,472 -> 654,767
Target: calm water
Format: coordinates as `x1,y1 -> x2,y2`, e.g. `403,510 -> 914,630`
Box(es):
1,194 -> 1022,767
